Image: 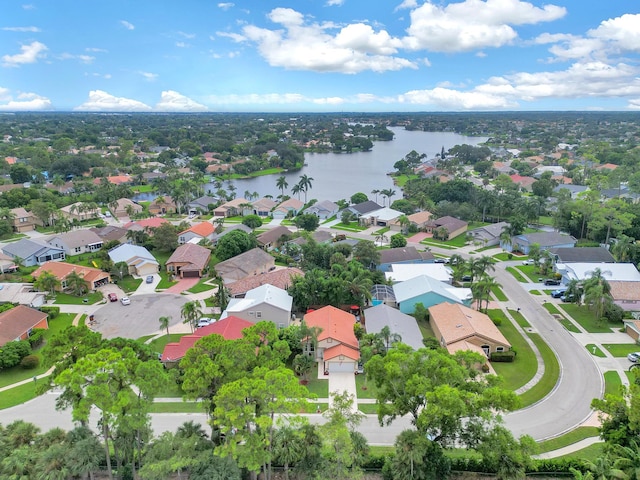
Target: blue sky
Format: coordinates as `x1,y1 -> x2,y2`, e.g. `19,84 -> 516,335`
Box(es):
1,0 -> 639,112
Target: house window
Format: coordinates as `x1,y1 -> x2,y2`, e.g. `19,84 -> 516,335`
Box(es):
496,346 -> 504,352
74,247 -> 81,253
278,323 -> 284,329
248,311 -> 255,316
256,311 -> 262,318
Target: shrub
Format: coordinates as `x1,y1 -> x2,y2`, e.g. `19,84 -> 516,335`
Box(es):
0,340 -> 32,370
20,354 -> 40,369
492,317 -> 502,326
604,302 -> 624,323
241,215 -> 263,229
390,233 -> 407,248
40,306 -> 60,319
490,351 -> 516,362
28,329 -> 45,348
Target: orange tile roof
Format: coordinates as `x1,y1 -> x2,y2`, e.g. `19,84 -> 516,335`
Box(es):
5,157 -> 17,165
323,343 -> 360,361
33,261 -> 109,285
124,217 -> 168,229
180,221 -> 214,237
428,302 -> 510,348
304,305 -> 358,349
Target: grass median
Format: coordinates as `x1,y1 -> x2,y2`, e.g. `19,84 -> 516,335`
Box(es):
518,332 -> 560,407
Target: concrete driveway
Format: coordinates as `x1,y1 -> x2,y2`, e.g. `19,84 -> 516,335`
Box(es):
91,293 -> 189,340
134,274 -> 159,294
164,277 -> 199,294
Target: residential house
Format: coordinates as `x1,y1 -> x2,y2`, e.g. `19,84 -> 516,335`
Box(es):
32,261 -> 111,290
288,229 -> 334,247
555,262 -> 640,284
178,222 -> 215,245
222,284 -> 293,328
165,243 -> 211,278
46,230 -> 104,256
507,232 -> 577,254
389,211 -> 433,232
160,316 -> 253,365
468,221 -> 509,247
0,283 -> 46,308
393,275 -> 472,314
213,198 -> 250,218
148,197 -> 177,215
108,244 -> 159,276
0,305 -> 48,347
428,302 -> 511,357
272,198 -> 304,219
59,202 -> 101,222
256,226 -> 293,251
370,284 -> 396,307
90,225 -> 129,245
9,207 -> 38,233
2,239 -> 65,267
187,195 -> 219,215
623,319 -> 640,341
0,252 -> 18,273
549,247 -> 615,264
385,264 -> 452,284
364,303 -> 424,350
304,305 -> 360,374
360,207 -> 403,227
124,217 -> 169,233
345,200 -> 383,219
215,248 -> 275,284
424,216 -> 468,240
553,184 -> 589,199
304,200 -> 339,220
93,175 -> 132,186
210,224 -> 253,246
609,282 -> 640,312
252,197 -> 278,217
227,267 -> 304,298
112,198 -> 143,218
378,246 -> 435,272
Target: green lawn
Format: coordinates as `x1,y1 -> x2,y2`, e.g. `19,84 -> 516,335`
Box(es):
558,317 -> 581,333
493,252 -> 520,261
116,275 -> 143,293
604,371 -> 623,396
391,174 -> 419,187
506,267 -> 527,283
53,291 -> 103,305
358,403 -> 379,414
586,344 -> 606,357
304,377 -> 329,398
373,226 -> 390,235
488,310 -> 537,391
529,290 -> 541,295
423,233 -> 468,248
556,442 -> 605,461
519,332 -> 560,407
559,304 -> 615,333
508,309 -> 531,328
147,334 -> 188,354
602,343 -> 640,357
543,302 -> 561,315
537,216 -> 554,226
355,374 -> 378,399
627,370 -> 638,384
149,401 -> 204,413
132,184 -> 156,193
187,279 -> 216,294
416,318 -> 435,340
491,285 -> 508,301
0,382 -> 41,410
420,240 -> 456,250
156,271 -> 178,289
333,222 -> 368,232
537,427 -> 600,453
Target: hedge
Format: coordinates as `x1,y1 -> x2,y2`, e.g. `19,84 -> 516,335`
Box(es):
490,351 -> 516,362
40,306 -> 60,319
28,328 -> 46,348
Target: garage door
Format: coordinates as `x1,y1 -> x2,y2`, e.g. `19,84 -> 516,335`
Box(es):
328,361 -> 355,373
182,270 -> 200,278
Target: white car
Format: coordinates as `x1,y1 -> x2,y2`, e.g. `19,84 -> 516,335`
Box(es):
522,259 -> 534,265
628,352 -> 640,363
196,318 -> 213,328
120,296 -> 130,305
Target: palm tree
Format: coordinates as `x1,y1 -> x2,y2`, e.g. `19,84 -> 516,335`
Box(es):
291,183 -> 302,200
611,441 -> 640,480
34,271 -> 61,296
476,275 -> 502,311
276,176 -> 289,197
158,316 -> 171,337
298,174 -> 314,203
612,235 -> 635,262
380,188 -> 396,206
397,215 -> 410,234
375,233 -> 387,247
378,325 -> 402,350
273,426 -> 305,480
371,189 -> 380,204
181,300 -> 202,332
565,279 -> 583,305
65,271 -> 88,296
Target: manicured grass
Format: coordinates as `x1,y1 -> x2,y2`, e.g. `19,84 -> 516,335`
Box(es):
137,334 -> 155,343
602,343 -> 640,357
148,334 -> 188,354
493,252 -> 516,261
373,226 -> 390,235
355,373 -> 378,399
488,310 -> 537,391
0,382 -> 41,410
358,403 -> 379,414
53,291 -> 103,305
226,167 -> 287,179
370,446 -> 395,456
508,309 -> 531,328
149,401 -> 204,413
156,271 -> 178,289
559,304 -> 614,333
537,427 -> 600,453
558,317 -> 581,333
333,222 -> 368,232
506,267 -> 527,283
543,302 -> 561,315
626,370 -> 638,384
420,240 -> 456,250
556,442 -> 605,461
519,332 -> 560,407
132,184 -> 156,193
586,344 -> 606,358
304,402 -> 328,413
491,285 -> 508,301
530,290 -> 541,295
538,216 -> 554,226
116,275 -> 143,293
424,233 -> 468,248
391,174 -> 419,187
604,371 -> 623,395
304,377 -> 329,398
187,279 -> 216,294
416,318 -> 435,340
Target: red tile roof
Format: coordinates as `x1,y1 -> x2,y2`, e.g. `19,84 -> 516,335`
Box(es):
0,305 -> 48,346
304,305 -> 358,350
160,316 -> 253,362
180,221 -> 214,237
323,343 -> 360,361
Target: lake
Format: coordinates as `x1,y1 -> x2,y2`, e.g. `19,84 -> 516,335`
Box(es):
136,127 -> 489,203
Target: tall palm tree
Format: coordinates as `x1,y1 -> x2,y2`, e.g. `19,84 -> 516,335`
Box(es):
181,300 -> 202,333
371,189 -> 380,204
276,176 -> 289,197
378,325 -> 402,350
34,271 -> 61,296
397,215 -> 410,234
298,174 -> 314,203
65,271 -> 88,296
291,183 -> 302,200
158,316 -> 171,337
273,426 -> 305,480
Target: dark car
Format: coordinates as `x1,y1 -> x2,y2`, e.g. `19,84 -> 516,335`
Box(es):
560,294 -> 575,302
461,275 -> 472,282
146,275 -> 154,284
544,279 -> 561,286
551,288 -> 567,298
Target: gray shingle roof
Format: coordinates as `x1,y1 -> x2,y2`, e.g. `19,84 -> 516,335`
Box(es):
549,247 -> 615,263
364,303 -> 423,350
2,239 -> 57,258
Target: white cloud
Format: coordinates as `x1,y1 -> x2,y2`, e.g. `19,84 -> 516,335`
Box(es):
312,96 -> 345,104
218,2 -> 234,10
399,87 -> 516,109
206,92 -> 398,106
326,0 -> 345,6
628,99 -> 640,110
138,71 -> 158,81
241,8 -> 416,73
87,72 -> 112,79
86,47 -> 108,53
395,0 -> 417,10
403,0 -> 566,52
74,90 -> 152,111
155,91 -> 208,112
58,53 -> 95,64
22,4 -> 35,9
217,31 -> 247,42
120,20 -> 135,30
2,41 -> 47,67
2,26 -> 40,32
0,88 -> 51,111
175,42 -> 188,48
177,31 -> 195,39
589,14 -> 640,52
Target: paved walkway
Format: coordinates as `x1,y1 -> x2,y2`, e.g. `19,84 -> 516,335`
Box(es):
163,277 -> 199,294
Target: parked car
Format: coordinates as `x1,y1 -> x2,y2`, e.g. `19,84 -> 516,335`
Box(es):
544,279 -> 561,286
108,293 -> 117,302
461,275 -> 472,282
146,275 -> 154,284
551,288 -> 567,298
196,318 -> 213,328
104,211 -> 111,217
522,259 -> 534,265
120,296 -> 130,305
628,352 -> 640,363
560,294 -> 575,302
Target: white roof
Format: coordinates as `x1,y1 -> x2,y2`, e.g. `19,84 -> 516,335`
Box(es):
385,264 -> 452,283
557,262 -> 640,282
393,275 -> 471,305
225,284 -> 293,314
108,244 -> 158,266
365,207 -> 403,222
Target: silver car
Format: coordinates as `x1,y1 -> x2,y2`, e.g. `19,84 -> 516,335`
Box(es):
627,352 -> 640,363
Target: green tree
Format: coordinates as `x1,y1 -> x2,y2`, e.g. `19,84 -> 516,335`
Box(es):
294,213 -> 320,232
390,233 -> 407,248
242,214 -> 263,229
181,300 -> 202,332
111,261 -> 129,281
65,271 -> 89,296
477,426 -> 537,480
298,174 -> 314,203
158,316 -> 171,337
276,176 -> 289,197
151,222 -> 179,252
34,271 -> 61,296
352,240 -> 380,270
350,192 -> 368,204
390,429 -> 451,480
215,229 -> 257,261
